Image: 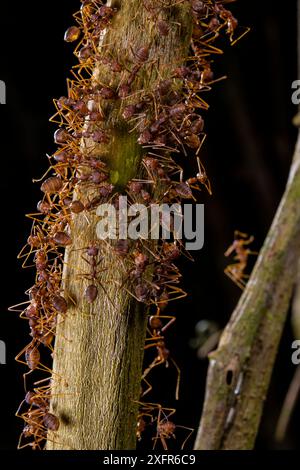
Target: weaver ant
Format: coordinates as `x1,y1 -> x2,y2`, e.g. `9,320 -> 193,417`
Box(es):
146,311 -> 176,341
224,230 -> 257,289
136,401 -> 193,449
185,156 -> 212,195
143,336 -> 180,400
153,405 -> 194,450
17,403 -> 60,450
15,339 -> 65,391
74,243 -> 114,305
213,2 -> 250,46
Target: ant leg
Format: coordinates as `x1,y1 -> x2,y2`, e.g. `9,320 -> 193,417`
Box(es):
163,407 -> 176,421
248,250 -> 258,255
162,285 -> 187,302
234,230 -> 249,239
170,357 -> 181,400
169,130 -> 187,156
33,376 -> 53,387
231,27 -> 250,47
153,435 -> 168,450
160,317 -> 176,334
32,163 -> 67,183
144,341 -> 164,350
121,285 -> 148,304
201,74 -> 227,87
224,243 -> 235,257
15,398 -> 27,418
23,369 -> 34,392
9,300 -> 31,313
15,341 -> 36,365
160,0 -> 185,7
242,236 -> 255,246
177,425 -> 194,449
17,241 -> 33,260
224,267 -> 245,290
152,405 -> 163,450
142,357 -> 161,380
195,39 -> 224,56
96,279 -> 117,310
17,432 -> 34,450
141,377 -> 153,397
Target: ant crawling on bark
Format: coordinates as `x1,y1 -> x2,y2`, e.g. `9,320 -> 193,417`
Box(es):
142,1 -> 171,38
15,339 -> 63,391
164,154 -> 211,200
14,340 -> 43,391
16,375 -> 77,450
16,400 -> 60,450
74,243 -> 114,306
135,401 -> 174,443
151,243 -> 188,303
117,247 -> 158,305
136,400 -> 158,441
224,230 -> 257,290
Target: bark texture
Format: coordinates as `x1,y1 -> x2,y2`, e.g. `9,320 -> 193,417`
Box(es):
47,0 -> 192,450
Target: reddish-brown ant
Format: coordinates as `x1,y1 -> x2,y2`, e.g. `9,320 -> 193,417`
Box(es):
185,156 -> 212,195
153,405 -> 194,450
74,244 -> 114,305
143,337 -> 180,400
224,230 -> 257,289
146,311 -> 176,341
15,339 -> 64,390
136,401 -> 193,449
64,26 -> 81,43
16,398 -> 60,450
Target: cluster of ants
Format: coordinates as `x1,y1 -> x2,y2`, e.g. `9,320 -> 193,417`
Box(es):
12,0 -> 244,450
11,0 -> 118,450
121,0 -> 247,449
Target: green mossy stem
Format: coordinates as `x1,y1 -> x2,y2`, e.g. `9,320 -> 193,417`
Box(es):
109,127 -> 142,190
47,0 -> 192,450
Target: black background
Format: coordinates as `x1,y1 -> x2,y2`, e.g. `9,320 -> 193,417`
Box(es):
0,0 -> 299,451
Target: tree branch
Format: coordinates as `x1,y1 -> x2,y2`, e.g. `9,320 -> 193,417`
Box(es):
194,131 -> 300,450
194,2 -> 300,445
46,0 -> 192,450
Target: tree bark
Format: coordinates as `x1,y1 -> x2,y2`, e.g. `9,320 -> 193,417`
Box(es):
47,0 -> 192,450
